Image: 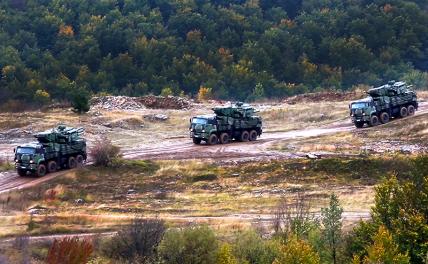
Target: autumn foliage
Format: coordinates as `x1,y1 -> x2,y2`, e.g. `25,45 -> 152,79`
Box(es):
46,237 -> 93,264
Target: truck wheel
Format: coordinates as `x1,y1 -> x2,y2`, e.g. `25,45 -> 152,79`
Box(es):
76,155 -> 84,167
47,161 -> 57,173
240,131 -> 250,142
249,130 -> 258,141
17,169 -> 27,177
192,138 -> 202,145
380,112 -> 390,124
37,164 -> 46,177
220,133 -> 229,144
407,105 -> 415,116
400,107 -> 408,118
369,115 -> 379,127
208,134 -> 218,145
68,156 -> 77,169
354,122 -> 364,128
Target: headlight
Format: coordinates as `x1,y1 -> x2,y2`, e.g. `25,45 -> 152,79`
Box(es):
15,159 -> 18,162
30,160 -> 34,163
362,113 -> 366,116
202,130 -> 205,133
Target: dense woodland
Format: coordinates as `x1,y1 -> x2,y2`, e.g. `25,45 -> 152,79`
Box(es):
0,0 -> 428,106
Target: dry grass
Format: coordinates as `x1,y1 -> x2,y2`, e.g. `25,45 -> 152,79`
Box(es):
260,101 -> 349,132
1,155 -> 417,238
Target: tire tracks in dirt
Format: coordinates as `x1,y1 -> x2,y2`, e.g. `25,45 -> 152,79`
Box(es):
1,102 -> 427,194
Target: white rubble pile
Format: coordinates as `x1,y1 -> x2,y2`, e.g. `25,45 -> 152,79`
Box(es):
90,96 -> 146,111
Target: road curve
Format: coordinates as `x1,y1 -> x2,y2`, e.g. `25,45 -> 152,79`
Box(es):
1,102 -> 427,194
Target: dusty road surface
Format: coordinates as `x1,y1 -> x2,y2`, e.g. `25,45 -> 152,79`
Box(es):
1,102 -> 427,195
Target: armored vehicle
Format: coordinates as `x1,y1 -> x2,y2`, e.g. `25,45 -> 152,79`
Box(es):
14,125 -> 87,177
349,81 -> 418,128
190,102 -> 262,145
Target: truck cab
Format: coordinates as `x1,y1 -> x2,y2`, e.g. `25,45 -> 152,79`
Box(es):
14,143 -> 47,176
189,115 -> 218,144
349,98 -> 376,128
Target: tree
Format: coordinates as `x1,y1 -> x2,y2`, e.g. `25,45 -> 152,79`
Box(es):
321,193 -> 343,264
359,226 -> 410,264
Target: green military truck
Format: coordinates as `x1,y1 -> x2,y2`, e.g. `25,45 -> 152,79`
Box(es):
190,102 -> 262,145
14,125 -> 87,177
349,81 -> 418,128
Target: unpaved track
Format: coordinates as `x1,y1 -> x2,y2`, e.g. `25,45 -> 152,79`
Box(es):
0,211 -> 370,244
1,102 -> 427,195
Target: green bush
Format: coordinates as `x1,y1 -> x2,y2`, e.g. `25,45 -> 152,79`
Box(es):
159,225 -> 218,264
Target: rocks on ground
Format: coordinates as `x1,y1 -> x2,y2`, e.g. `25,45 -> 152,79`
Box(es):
143,114 -> 169,122
90,95 -> 193,111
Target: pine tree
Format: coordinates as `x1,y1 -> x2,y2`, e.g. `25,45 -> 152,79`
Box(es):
321,193 -> 343,264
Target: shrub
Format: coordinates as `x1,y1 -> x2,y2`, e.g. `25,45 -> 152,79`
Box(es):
233,230 -> 278,264
89,137 -> 121,167
102,218 -> 166,262
72,89 -> 90,114
273,236 -> 320,264
197,87 -> 212,101
46,237 -> 93,264
161,87 -> 174,97
159,225 -> 218,264
217,243 -> 238,264
34,89 -> 51,106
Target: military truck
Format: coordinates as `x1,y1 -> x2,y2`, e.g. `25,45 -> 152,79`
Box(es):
349,81 -> 418,128
14,125 -> 87,177
190,102 -> 262,145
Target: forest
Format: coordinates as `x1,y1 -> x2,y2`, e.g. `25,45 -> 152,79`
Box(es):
0,0 -> 427,106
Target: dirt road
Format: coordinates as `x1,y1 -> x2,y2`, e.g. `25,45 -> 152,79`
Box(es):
1,102 -> 427,194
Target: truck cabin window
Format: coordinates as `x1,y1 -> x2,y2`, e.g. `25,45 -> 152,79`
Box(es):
192,118 -> 208,124
351,102 -> 368,109
16,147 -> 35,154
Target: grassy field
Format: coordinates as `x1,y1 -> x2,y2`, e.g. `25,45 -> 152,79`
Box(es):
0,155 -> 420,238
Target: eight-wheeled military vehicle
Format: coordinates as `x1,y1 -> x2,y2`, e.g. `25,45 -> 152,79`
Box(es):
349,81 -> 418,128
190,102 -> 262,145
14,125 -> 87,177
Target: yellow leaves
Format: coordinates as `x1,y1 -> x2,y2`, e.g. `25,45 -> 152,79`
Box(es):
361,226 -> 410,264
59,25 -> 74,37
197,86 -> 212,101
186,30 -> 202,42
217,243 -> 238,264
273,236 -> 320,264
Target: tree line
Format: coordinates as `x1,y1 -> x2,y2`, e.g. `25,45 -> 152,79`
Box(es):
0,0 -> 427,108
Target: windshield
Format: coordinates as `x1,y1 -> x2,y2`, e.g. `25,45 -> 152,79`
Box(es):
16,147 -> 35,154
192,118 -> 208,124
351,102 -> 368,109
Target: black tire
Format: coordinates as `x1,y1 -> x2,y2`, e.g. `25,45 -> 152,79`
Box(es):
76,155 -> 84,167
400,107 -> 408,118
380,112 -> 390,124
192,138 -> 201,145
354,122 -> 364,128
240,131 -> 250,142
68,156 -> 77,169
220,133 -> 229,144
17,169 -> 27,177
369,115 -> 379,127
37,164 -> 46,177
47,161 -> 57,173
249,130 -> 258,141
207,134 -> 218,145
407,105 -> 415,116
